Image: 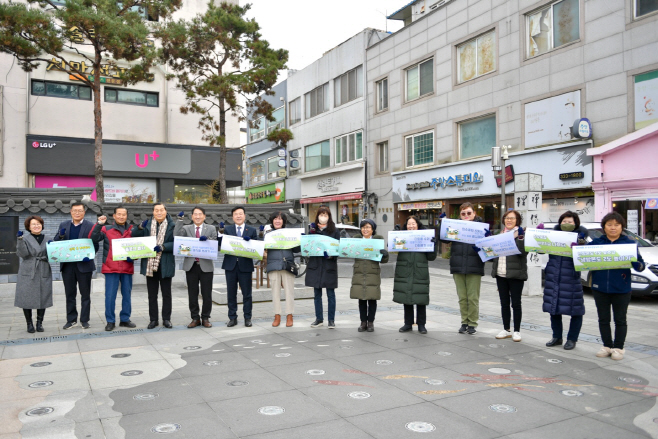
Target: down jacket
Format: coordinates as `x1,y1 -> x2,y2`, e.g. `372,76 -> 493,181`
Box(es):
588,233 -> 646,294
491,231 -> 528,280
130,215 -> 177,278
90,222 -> 135,274
349,234 -> 389,300
445,216 -> 486,276
264,228 -> 300,273
393,241 -> 438,306
304,227 -> 340,289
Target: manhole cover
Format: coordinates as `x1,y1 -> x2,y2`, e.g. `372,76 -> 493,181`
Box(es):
227,380 -> 249,387
488,344 -> 505,348
306,370 -> 325,375
203,361 -> 222,366
280,347 -> 292,350
133,393 -> 158,400
488,368 -> 511,374
405,421 -> 436,433
25,407 -> 54,416
618,376 -> 642,384
339,345 -> 354,349
435,352 -> 452,356
489,404 -> 517,413
251,340 -> 263,343
150,423 -> 181,433
111,353 -> 131,358
275,353 -> 291,358
424,379 -> 445,386
375,360 -> 393,365
560,390 -> 583,397
258,406 -> 285,415
546,359 -> 563,364
184,346 -> 201,350
121,370 -> 143,376
30,362 -> 51,367
28,381 -> 53,388
348,391 -> 371,399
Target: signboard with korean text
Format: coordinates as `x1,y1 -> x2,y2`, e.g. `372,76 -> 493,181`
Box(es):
634,69 -> 658,130
495,165 -> 515,187
524,228 -> 577,257
104,178 -> 157,204
541,197 -> 595,223
627,210 -> 639,235
220,235 -> 264,260
173,237 -> 218,260
572,244 -> 637,271
387,230 -> 435,252
47,239 -> 96,264
301,166 -> 365,199
112,236 -> 157,261
524,91 -> 581,148
301,235 -> 340,257
338,238 -> 384,261
474,233 -> 522,262
246,182 -> 285,204
439,219 -> 490,244
264,228 -> 303,250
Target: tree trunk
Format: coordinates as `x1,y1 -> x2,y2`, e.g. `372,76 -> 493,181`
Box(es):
218,100 -> 228,204
93,51 -> 104,203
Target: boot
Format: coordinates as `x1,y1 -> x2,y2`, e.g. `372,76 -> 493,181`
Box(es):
36,320 -> 44,332
36,309 -> 45,332
358,321 -> 367,332
286,314 -> 293,327
366,321 -> 374,332
272,314 -> 281,327
27,320 -> 35,334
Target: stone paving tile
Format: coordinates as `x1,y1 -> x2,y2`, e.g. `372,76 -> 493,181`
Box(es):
396,341 -> 503,366
587,399 -> 658,437
338,349 -> 436,376
80,345 -> 164,369
76,333 -> 151,352
303,337 -> 391,357
507,414 -> 652,439
167,350 -> 260,378
265,358 -> 374,389
1,340 -> 80,360
14,368 -> 90,394
85,359 -> 180,390
13,353 -> 85,376
238,343 -> 329,368
242,418 -> 373,439
186,366 -> 294,402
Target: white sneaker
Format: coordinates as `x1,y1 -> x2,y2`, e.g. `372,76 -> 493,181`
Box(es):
512,332 -> 522,342
596,346 -> 612,358
495,330 -> 512,339
611,348 -> 625,360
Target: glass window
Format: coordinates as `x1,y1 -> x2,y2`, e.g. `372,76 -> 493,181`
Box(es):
305,83 -> 329,119
305,140 -> 331,172
527,0 -> 579,59
334,65 -> 363,107
31,81 -> 46,96
460,115 -> 497,159
249,116 -> 265,142
458,30 -> 496,83
267,106 -> 285,133
376,78 -> 388,112
406,59 -> 433,101
104,87 -> 158,107
289,98 -> 301,125
31,80 -> 91,100
105,89 -> 117,102
268,157 -> 280,179
378,141 -> 389,172
335,131 -> 363,165
405,131 -> 434,167
636,0 -> 658,17
249,160 -> 266,184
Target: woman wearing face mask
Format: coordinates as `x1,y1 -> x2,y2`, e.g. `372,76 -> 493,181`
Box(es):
541,211 -> 588,350
393,215 -> 438,334
350,219 -> 389,332
306,207 -> 341,328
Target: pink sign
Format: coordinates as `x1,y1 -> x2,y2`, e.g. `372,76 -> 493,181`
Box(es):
35,175 -> 97,200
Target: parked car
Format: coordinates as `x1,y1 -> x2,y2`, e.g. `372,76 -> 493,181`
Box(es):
336,223 -> 361,238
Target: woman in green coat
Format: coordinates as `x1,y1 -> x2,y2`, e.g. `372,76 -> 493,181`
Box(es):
350,219 -> 389,333
393,216 -> 438,334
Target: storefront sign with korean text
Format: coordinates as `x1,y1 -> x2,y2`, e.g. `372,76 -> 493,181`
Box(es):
406,172 -> 483,191
474,233 -> 522,262
338,238 -> 384,261
47,239 -> 96,264
264,228 -> 303,250
111,236 -> 157,261
524,229 -> 577,257
318,176 -> 342,193
439,219 -> 490,244
572,244 -> 637,271
398,201 -> 443,211
387,230 -> 435,252
246,182 -> 285,204
47,57 -> 154,83
220,235 -> 264,260
173,237 -> 218,260
301,235 -> 340,257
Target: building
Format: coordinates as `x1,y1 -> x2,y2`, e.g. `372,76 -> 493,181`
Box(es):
0,1 -> 241,203
365,0 -> 658,235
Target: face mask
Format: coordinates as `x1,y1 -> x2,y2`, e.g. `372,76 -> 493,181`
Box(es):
318,215 -> 329,225
560,223 -> 576,232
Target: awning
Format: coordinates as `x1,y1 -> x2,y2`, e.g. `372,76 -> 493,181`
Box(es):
300,192 -> 363,205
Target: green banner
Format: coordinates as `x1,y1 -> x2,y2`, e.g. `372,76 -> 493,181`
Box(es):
111,236 -> 157,261
220,235 -> 264,260
525,228 -> 576,257
264,228 -> 302,249
246,182 -> 285,204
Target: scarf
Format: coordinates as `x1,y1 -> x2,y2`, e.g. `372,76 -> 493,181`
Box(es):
146,217 -> 168,277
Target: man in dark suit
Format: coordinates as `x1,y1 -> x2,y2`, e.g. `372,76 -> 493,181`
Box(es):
221,206 -> 258,327
54,202 -> 99,330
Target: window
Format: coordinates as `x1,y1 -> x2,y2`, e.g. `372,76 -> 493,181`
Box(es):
636,0 -> 658,17
267,106 -> 285,134
376,78 -> 389,112
305,140 -> 330,172
249,160 -> 265,184
405,131 -> 434,167
405,58 -> 433,102
249,117 -> 265,142
31,80 -> 91,100
458,30 -> 496,83
335,131 -> 363,165
460,115 -> 497,159
105,88 -> 158,107
289,98 -> 301,125
305,83 -> 329,119
526,0 -> 579,58
334,65 -> 363,107
268,157 -> 280,179
378,141 -> 389,173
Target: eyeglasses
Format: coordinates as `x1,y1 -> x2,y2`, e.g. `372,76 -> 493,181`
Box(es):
460,211 -> 474,216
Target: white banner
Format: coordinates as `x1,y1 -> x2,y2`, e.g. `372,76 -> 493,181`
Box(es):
111,236 -> 157,261
475,232 -> 521,262
572,244 -> 637,271
387,230 -> 435,252
264,228 -> 303,249
439,219 -> 490,244
524,228 -> 577,257
220,235 -> 264,260
173,236 -> 218,260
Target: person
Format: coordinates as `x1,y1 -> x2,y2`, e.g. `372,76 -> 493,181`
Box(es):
15,216 -> 53,333
90,206 -> 137,331
263,211 -> 300,327
174,206 -> 218,328
541,212 -> 588,350
490,209 -> 528,342
393,215 -> 438,334
55,202 -> 98,330
444,203 -> 487,335
306,206 -> 341,328
350,219 -> 389,332
221,206 -> 258,327
589,212 -> 645,361
131,203 -> 176,329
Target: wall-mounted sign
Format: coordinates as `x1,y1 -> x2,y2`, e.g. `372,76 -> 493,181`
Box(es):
317,176 -> 342,193
647,198 -> 658,210
47,57 -> 154,83
559,171 -> 584,180
278,149 -> 286,157
406,172 -> 484,190
634,69 -> 658,130
571,118 -> 592,139
290,150 -> 300,158
103,144 -> 191,174
278,158 -> 286,168
246,182 -> 285,204
278,169 -> 287,178
32,141 -> 56,149
495,165 -> 515,187
290,159 -> 300,169
104,178 -> 157,203
525,90 -> 580,148
301,166 -> 365,199
398,201 -> 443,210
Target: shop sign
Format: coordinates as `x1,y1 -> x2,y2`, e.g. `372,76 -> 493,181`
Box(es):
398,201 -> 443,210
104,178 -> 157,204
278,149 -> 286,157
277,169 -> 287,178
278,159 -> 286,167
647,198 -> 658,210
406,173 -> 483,191
32,141 -> 56,149
66,26 -> 155,47
634,69 -> 658,130
301,167 -> 365,199
103,144 -> 191,174
571,118 -> 592,139
318,176 -> 342,193
495,165 -> 515,187
47,57 -> 154,83
246,182 -> 285,204
525,91 -> 580,148
559,171 -> 584,181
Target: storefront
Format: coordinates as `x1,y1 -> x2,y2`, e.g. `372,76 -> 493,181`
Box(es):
300,165 -> 365,225
246,182 -> 286,204
26,135 -> 242,203
588,123 -> 658,242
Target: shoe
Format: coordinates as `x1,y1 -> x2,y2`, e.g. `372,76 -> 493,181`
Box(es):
399,324 -> 413,332
512,332 -> 522,342
272,315 -> 281,327
467,326 -> 477,335
596,346 -> 612,358
81,322 -> 90,329
366,322 -> 374,332
310,320 -> 323,328
286,314 -> 293,327
245,319 -> 252,327
119,321 -> 136,328
188,319 -> 201,328
458,324 -> 468,334
163,320 -> 172,328
105,323 -> 115,331
227,319 -> 238,327
27,321 -> 35,334
564,340 -> 576,350
495,329 -> 512,339
611,348 -> 625,360
63,321 -> 77,330
36,321 -> 44,332
147,321 -> 159,329
328,321 -> 335,329
546,338 -> 563,347
418,325 -> 427,334
202,319 -> 212,328
358,321 -> 367,332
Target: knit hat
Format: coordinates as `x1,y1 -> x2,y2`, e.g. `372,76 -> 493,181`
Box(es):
359,219 -> 377,231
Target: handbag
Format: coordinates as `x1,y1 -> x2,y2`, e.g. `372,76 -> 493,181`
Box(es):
282,257 -> 299,276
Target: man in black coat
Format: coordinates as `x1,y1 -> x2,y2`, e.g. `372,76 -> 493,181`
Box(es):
54,202 -> 99,330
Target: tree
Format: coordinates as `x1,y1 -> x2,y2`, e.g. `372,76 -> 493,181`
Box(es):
157,1 -> 288,204
0,0 -> 181,202
266,128 -> 294,148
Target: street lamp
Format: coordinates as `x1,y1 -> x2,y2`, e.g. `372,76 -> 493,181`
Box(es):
492,145 -> 512,214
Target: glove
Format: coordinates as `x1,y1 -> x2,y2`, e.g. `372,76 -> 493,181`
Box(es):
323,251 -> 329,259
177,211 -> 185,218
47,240 -> 53,244
439,212 -> 446,219
430,237 -> 436,242
126,257 -> 133,263
219,221 -> 225,228
310,222 -> 317,230
243,236 -> 251,242
59,228 -> 66,237
154,245 -> 162,252
259,225 -> 264,231
199,235 -> 208,241
309,229 -> 316,234
517,226 -> 525,237
301,233 -> 306,235
536,223 -> 545,229
380,249 -> 388,257
82,257 -> 90,262
632,261 -> 645,272
484,229 -> 492,237
17,231 -> 23,237
140,220 -> 148,229
472,245 -> 481,253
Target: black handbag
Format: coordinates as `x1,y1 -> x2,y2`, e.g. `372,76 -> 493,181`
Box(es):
282,257 -> 299,276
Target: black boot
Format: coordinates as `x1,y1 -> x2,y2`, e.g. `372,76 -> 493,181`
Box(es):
27,320 -> 35,333
24,309 -> 35,333
36,309 -> 45,332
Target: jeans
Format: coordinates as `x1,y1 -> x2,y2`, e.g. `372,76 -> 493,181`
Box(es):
358,300 -> 377,322
61,263 -> 92,324
550,314 -> 583,341
592,290 -> 631,349
314,288 -> 335,321
146,269 -> 172,322
453,273 -> 482,327
404,304 -> 426,325
104,273 -> 133,323
496,276 -> 524,332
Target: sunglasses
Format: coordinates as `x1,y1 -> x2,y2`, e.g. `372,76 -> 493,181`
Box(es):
460,211 -> 474,216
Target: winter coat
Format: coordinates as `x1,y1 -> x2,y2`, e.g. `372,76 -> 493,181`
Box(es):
90,222 -> 135,274
393,242 -> 438,305
349,234 -> 389,300
15,234 -> 53,309
304,227 -> 340,289
264,228 -> 301,273
446,216 -> 486,276
542,224 -> 588,316
131,215 -> 176,278
491,231 -> 528,280
588,234 -> 646,294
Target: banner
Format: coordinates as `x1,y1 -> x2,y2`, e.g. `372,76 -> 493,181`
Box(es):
301,235 -> 340,257
47,239 -> 96,264
474,232 -> 521,262
338,238 -> 384,261
572,244 -> 637,272
439,219 -> 489,244
220,235 -> 264,260
173,236 -> 218,260
111,236 -> 157,261
524,228 -> 577,257
387,230 -> 435,252
264,228 -> 303,250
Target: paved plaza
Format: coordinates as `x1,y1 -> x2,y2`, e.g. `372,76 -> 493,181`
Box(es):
2,266 -> 658,438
